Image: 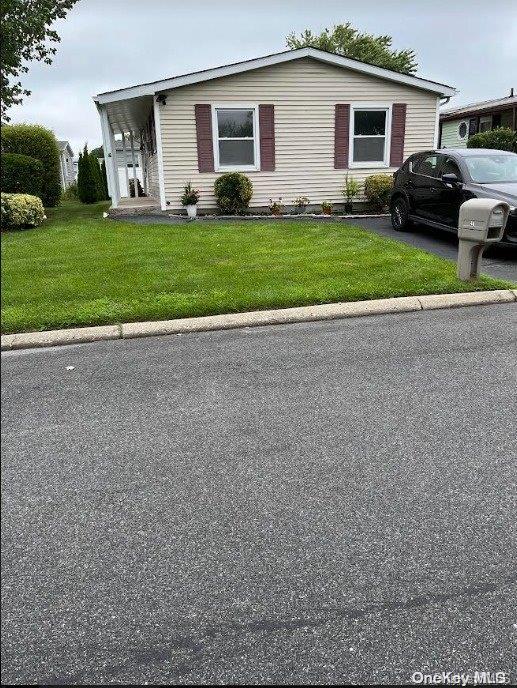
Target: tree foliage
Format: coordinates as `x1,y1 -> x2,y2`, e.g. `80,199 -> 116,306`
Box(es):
1,152 -> 44,198
77,145 -> 98,204
1,0 -> 79,120
286,23 -> 417,74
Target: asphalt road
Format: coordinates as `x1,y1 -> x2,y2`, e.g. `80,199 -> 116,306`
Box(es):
2,305 -> 517,685
352,217 -> 517,282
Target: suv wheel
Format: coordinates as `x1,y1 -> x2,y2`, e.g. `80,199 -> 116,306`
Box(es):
391,197 -> 412,232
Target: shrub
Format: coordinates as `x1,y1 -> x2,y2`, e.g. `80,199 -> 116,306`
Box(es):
181,182 -> 200,206
1,152 -> 44,198
363,174 -> 393,210
62,182 -> 78,201
268,197 -> 284,215
342,174 -> 361,207
321,201 -> 333,214
293,196 -> 310,212
467,127 -> 517,153
1,193 -> 46,229
100,160 -> 109,200
1,124 -> 61,206
214,172 -> 253,214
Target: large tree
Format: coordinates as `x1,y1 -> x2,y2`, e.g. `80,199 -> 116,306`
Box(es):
1,0 -> 79,121
286,23 -> 417,74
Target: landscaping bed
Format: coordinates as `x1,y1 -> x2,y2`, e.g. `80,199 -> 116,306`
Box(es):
1,201 -> 511,334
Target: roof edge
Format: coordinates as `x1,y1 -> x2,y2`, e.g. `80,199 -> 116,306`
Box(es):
93,47 -> 456,104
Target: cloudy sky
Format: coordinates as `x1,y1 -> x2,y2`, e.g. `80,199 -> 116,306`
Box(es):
9,0 -> 517,154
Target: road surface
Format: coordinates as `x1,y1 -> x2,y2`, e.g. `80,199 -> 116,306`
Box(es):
2,304 -> 516,684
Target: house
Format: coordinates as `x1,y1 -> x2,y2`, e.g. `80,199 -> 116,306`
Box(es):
93,47 -> 456,212
58,141 -> 75,189
439,90 -> 517,148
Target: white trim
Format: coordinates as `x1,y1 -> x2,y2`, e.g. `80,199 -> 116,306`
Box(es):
211,103 -> 260,172
94,47 -> 456,105
98,104 -> 120,207
434,97 -> 440,148
121,133 -> 130,197
348,103 -> 392,169
153,96 -> 167,210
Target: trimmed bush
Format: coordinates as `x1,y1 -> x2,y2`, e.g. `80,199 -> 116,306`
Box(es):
100,160 -> 109,200
1,193 -> 46,229
467,127 -> 517,153
214,172 -> 253,214
62,182 -> 79,201
364,174 -> 393,211
1,124 -> 61,206
1,153 -> 44,198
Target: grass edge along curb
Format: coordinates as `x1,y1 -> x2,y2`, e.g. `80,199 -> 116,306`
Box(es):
2,290 -> 516,351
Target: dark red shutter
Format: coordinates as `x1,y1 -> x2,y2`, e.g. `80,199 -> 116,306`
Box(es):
390,103 -> 407,167
259,104 -> 275,171
195,104 -> 214,172
334,104 -> 350,169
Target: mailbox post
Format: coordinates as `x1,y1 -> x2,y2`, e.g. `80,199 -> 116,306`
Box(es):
457,199 -> 509,280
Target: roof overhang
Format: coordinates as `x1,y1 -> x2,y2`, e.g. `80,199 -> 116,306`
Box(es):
93,47 -> 457,107
440,98 -> 517,122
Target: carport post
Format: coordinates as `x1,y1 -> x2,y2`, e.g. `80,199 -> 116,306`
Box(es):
121,133 -> 130,198
98,105 -> 120,208
129,132 -> 139,198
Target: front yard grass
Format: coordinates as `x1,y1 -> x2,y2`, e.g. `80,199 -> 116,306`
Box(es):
1,201 -> 511,334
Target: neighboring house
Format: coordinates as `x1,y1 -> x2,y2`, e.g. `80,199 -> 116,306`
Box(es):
439,90 -> 517,148
93,47 -> 456,211
58,141 -> 75,189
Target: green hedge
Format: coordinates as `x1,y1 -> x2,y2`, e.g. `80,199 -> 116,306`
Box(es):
364,174 -> 393,210
467,127 -> 517,152
1,124 -> 61,207
1,152 -> 44,198
214,172 -> 253,214
1,193 -> 46,229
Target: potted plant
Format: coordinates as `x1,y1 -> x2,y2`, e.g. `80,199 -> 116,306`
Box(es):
342,174 -> 361,213
321,201 -> 333,215
181,182 -> 200,219
269,197 -> 284,216
293,196 -> 310,214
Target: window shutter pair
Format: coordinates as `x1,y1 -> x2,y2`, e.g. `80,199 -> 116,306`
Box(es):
195,104 -> 275,173
334,103 -> 407,169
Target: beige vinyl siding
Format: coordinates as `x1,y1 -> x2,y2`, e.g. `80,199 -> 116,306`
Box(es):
146,153 -> 160,199
159,58 -> 439,210
440,119 -> 468,148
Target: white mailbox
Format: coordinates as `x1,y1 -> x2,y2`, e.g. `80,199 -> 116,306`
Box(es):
457,199 -> 509,280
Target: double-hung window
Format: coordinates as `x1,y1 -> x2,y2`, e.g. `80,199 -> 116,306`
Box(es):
213,106 -> 259,171
350,105 -> 390,167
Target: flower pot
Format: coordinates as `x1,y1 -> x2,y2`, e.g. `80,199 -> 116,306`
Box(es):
322,208 -> 332,215
186,204 -> 197,219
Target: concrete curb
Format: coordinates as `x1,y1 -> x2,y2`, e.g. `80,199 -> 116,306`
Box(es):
2,290 -> 516,351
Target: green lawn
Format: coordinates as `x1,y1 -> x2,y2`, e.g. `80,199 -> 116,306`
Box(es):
1,201 -> 511,334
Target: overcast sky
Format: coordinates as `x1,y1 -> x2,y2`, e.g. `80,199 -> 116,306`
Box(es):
8,0 -> 517,154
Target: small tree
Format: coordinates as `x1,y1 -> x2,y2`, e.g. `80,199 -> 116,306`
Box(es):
89,151 -> 104,200
77,144 -> 97,204
100,160 -> 109,199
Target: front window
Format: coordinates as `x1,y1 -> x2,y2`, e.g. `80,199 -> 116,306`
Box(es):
351,107 -> 389,166
214,107 -> 258,170
464,153 -> 517,183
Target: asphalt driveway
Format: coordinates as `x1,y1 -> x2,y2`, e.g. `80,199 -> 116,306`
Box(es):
352,217 -> 517,282
2,304 -> 517,684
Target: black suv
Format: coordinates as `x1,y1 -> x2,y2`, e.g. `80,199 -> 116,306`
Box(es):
390,148 -> 517,246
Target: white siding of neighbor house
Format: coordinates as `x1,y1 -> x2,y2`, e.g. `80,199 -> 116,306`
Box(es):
440,119 -> 468,148
146,153 -> 160,199
158,58 -> 440,210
